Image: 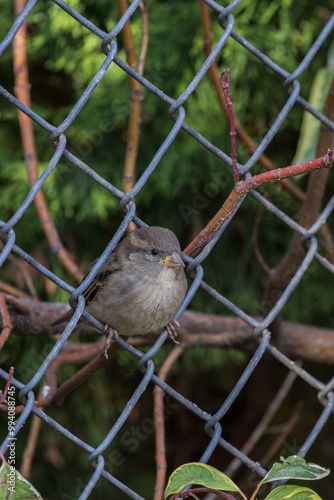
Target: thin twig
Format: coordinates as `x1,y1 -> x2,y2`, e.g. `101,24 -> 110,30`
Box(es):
13,0 -> 83,283
0,280 -> 31,299
138,1 -> 149,76
8,255 -> 38,298
0,294 -> 13,350
172,488 -> 239,500
154,346 -> 185,500
259,401 -> 304,466
198,1 -> 304,202
45,341 -> 118,407
184,148 -> 334,258
44,338 -> 106,399
313,75 -> 334,260
225,366 -> 300,477
263,76 -> 334,308
251,204 -> 271,275
117,0 -> 147,232
220,69 -> 239,183
20,387 -> 44,479
0,367 -> 14,404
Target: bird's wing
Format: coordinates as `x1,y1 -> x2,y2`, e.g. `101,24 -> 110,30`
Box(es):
51,252 -> 120,326
82,253 -> 120,304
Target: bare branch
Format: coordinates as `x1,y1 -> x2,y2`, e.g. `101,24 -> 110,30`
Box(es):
185,148 -> 334,257
13,0 -> 83,283
2,296 -> 334,364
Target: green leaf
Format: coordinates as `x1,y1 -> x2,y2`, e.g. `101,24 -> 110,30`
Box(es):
0,462 -> 43,500
292,67 -> 334,165
265,484 -> 324,500
261,456 -> 330,485
164,462 -> 245,499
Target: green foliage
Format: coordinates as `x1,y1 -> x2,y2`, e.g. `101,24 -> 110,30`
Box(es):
293,68 -> 334,164
164,456 -> 330,499
0,462 -> 43,500
261,455 -> 330,484
164,462 -> 243,499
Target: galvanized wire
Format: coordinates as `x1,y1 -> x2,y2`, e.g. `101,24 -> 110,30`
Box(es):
1,1 -> 334,499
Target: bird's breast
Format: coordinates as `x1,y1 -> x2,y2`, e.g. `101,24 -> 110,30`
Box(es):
87,266 -> 186,336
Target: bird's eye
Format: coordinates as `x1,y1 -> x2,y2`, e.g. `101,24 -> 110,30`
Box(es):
151,248 -> 159,256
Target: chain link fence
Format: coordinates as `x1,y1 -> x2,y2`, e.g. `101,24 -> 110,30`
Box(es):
1,1 -> 334,499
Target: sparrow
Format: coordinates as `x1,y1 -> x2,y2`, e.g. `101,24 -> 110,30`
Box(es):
52,226 -> 188,341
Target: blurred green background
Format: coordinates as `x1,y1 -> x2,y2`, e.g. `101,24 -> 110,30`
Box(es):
1,1 -> 334,498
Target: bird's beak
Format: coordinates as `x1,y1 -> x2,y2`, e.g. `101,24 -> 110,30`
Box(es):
161,252 -> 185,268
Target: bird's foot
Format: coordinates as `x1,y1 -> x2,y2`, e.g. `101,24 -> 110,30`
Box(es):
103,325 -> 118,359
165,320 -> 180,344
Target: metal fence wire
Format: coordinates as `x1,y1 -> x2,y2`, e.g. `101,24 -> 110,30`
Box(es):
1,0 -> 334,499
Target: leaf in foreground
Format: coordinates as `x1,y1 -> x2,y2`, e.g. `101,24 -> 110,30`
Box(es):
0,462 -> 43,500
164,462 -> 244,499
261,455 -> 330,485
266,484 -> 324,500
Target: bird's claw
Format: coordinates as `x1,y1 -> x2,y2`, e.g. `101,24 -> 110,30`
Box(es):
165,320 -> 180,344
103,325 -> 118,359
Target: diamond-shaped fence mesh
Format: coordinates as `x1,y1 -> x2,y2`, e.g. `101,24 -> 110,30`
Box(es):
1,1 -> 334,499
